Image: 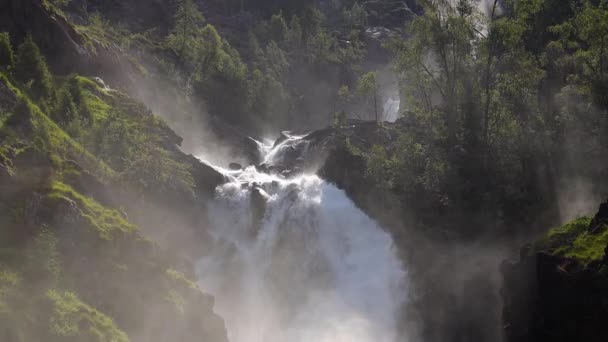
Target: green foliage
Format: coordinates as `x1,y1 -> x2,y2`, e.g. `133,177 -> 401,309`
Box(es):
357,72 -> 377,96
47,290 -> 130,342
120,147 -> 195,198
269,12 -> 289,43
333,111 -> 347,127
0,32 -> 14,70
14,35 -> 53,100
357,72 -> 378,122
366,145 -> 390,185
53,86 -> 78,126
166,0 -> 206,68
342,2 -> 368,28
49,182 -> 136,240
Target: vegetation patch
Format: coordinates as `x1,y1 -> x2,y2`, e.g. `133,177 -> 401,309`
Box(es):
47,290 -> 130,342
48,181 -> 136,240
540,217 -> 608,265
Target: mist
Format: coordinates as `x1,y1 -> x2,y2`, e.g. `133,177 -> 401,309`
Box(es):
1,0 -> 607,341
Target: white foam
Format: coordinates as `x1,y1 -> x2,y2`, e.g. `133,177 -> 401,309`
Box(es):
196,135 -> 407,342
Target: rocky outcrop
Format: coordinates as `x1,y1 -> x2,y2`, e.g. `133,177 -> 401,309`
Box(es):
502,200 -> 608,342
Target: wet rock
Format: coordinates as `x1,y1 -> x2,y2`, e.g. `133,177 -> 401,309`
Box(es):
181,155 -> 226,197
590,200 -> 608,234
256,163 -> 269,173
280,170 -> 292,178
229,162 -> 242,171
273,131 -> 292,148
250,186 -> 268,234
207,117 -> 262,165
280,167 -> 303,179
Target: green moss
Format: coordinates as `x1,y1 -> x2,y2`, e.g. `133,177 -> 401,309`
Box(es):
565,226 -> 608,263
47,290 -> 130,342
49,181 -> 136,240
81,88 -> 112,121
543,216 -> 592,251
540,216 -> 608,264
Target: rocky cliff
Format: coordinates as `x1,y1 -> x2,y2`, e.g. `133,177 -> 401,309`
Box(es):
502,201 -> 608,342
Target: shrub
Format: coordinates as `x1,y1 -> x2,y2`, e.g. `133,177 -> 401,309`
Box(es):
53,86 -> 77,125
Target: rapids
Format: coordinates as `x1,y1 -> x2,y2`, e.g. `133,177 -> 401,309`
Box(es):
196,136 -> 406,342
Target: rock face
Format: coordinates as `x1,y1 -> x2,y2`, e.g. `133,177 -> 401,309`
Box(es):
502,200 -> 608,342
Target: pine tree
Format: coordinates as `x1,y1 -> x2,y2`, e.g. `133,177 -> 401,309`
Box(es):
14,35 -> 53,99
167,0 -> 205,68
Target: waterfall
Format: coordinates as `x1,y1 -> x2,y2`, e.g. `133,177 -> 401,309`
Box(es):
383,95 -> 400,123
196,136 -> 407,342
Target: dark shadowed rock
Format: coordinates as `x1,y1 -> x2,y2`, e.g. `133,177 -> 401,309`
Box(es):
502,200 -> 608,342
273,131 -> 292,148
208,117 -> 262,165
590,200 -> 608,234
229,162 -> 242,170
250,185 -> 267,228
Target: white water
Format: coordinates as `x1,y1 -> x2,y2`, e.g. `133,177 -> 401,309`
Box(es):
196,137 -> 407,342
383,96 -> 401,123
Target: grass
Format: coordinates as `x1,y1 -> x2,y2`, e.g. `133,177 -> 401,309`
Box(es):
541,216 -> 608,265
48,181 -> 136,240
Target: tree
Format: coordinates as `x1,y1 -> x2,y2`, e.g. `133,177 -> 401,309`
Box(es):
269,12 -> 289,43
199,24 -> 223,75
166,0 -> 205,68
14,35 -> 53,100
0,32 -> 14,70
396,0 -> 479,142
565,3 -> 608,109
342,2 -> 368,28
357,72 -> 379,123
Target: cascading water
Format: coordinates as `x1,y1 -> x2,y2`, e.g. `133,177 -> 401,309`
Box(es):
196,135 -> 407,342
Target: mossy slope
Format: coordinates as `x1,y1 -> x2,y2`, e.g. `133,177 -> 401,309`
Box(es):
0,56 -> 227,341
